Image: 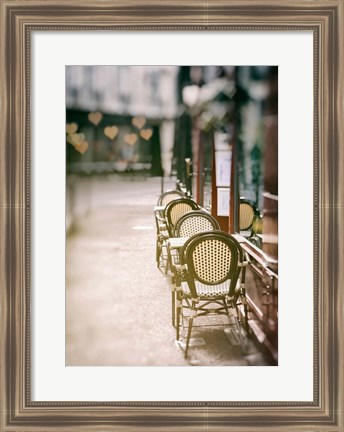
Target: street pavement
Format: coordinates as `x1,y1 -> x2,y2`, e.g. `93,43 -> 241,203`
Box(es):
66,174 -> 269,366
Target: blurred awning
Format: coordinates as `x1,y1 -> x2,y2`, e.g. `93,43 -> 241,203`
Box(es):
182,78 -> 238,131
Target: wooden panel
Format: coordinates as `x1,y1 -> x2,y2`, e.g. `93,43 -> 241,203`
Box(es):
241,241 -> 278,363
262,192 -> 278,264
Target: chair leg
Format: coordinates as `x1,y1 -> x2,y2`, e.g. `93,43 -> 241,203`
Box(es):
161,242 -> 169,272
176,302 -> 181,340
225,301 -> 234,325
165,248 -> 171,275
242,291 -> 249,334
184,316 -> 194,358
171,288 -> 175,327
234,314 -> 247,354
243,299 -> 249,334
156,239 -> 161,267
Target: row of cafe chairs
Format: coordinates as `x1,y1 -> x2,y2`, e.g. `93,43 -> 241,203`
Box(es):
168,209 -> 221,326
155,194 -> 199,270
154,190 -> 249,358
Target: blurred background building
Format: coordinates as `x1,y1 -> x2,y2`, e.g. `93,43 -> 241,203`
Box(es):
66,65 -> 178,176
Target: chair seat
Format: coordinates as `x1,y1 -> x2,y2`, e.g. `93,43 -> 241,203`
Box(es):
181,279 -> 241,297
181,280 -> 239,298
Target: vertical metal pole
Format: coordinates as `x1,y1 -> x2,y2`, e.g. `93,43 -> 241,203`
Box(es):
161,170 -> 164,194
231,67 -> 240,233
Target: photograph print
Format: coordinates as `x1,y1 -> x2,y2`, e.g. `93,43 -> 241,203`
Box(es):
65,65 -> 278,367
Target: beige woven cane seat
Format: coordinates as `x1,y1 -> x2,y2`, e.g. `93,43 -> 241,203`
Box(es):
181,280 -> 230,297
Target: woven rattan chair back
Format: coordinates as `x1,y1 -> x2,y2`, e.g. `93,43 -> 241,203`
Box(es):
158,190 -> 185,207
181,231 -> 241,297
239,198 -> 260,231
165,198 -> 199,236
175,211 -> 220,238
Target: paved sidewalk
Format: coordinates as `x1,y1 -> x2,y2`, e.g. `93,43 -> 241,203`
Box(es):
66,175 -> 268,366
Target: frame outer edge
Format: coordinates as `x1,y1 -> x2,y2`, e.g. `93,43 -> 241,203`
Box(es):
335,1 -> 344,430
319,9 -> 330,422
320,2 -> 343,427
0,0 -> 6,429
0,1 -> 343,431
1,2 -> 12,431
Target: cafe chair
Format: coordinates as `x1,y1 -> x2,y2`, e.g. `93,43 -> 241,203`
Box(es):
174,210 -> 220,238
239,198 -> 260,237
168,211 -> 221,326
158,189 -> 185,207
164,197 -> 199,238
175,231 -> 249,358
155,190 -> 185,268
250,214 -> 263,248
161,197 -> 199,275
